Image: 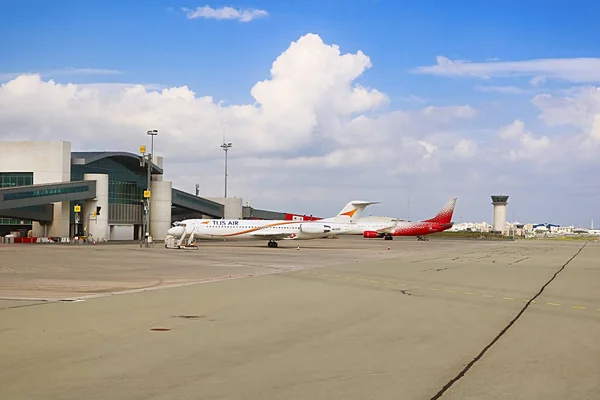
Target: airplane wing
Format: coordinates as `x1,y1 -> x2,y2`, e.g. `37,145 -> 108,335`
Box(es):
248,231 -> 295,240
375,222 -> 398,234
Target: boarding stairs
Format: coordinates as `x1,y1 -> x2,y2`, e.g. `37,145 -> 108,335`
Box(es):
170,226 -> 198,250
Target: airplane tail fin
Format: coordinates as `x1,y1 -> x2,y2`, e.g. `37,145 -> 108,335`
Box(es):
423,198 -> 457,224
324,200 -> 379,223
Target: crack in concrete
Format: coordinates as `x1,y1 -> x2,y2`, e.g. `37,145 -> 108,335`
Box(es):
429,241 -> 588,400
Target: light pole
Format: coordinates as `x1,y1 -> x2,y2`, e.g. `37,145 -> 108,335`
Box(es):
220,141 -> 232,198
146,129 -> 158,241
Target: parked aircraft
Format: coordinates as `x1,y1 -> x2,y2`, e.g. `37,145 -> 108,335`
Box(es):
357,198 -> 457,241
166,200 -> 386,248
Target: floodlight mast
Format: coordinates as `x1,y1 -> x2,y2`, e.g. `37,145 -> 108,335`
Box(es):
220,142 -> 232,198
145,129 -> 158,243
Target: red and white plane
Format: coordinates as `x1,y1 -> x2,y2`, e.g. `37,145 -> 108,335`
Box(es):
356,198 -> 457,241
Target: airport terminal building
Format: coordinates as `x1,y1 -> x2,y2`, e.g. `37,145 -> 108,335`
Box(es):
0,141 -> 308,241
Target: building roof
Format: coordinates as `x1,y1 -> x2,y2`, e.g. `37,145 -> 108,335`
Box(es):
71,151 -> 163,174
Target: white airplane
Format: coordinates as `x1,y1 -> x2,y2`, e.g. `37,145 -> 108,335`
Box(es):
166,200 -> 389,248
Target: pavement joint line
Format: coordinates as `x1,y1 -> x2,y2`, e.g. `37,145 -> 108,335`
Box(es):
429,241 -> 588,400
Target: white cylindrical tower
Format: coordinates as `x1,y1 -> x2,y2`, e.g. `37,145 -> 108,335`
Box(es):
150,180 -> 172,241
83,173 -> 109,241
491,195 -> 509,234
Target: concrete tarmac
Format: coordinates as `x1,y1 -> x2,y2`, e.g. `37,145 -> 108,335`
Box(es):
0,237 -> 598,399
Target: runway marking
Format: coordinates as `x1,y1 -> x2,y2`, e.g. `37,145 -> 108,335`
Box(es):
482,294 -> 494,298
503,297 -> 514,300
383,281 -> 392,285
546,302 -> 561,306
397,283 -> 406,287
413,285 -> 422,289
463,292 -> 473,295
572,305 -> 586,310
345,277 -> 353,280
430,288 -> 439,291
446,289 -> 456,293
370,280 -> 380,283
334,275 -> 341,278
321,273 -> 329,276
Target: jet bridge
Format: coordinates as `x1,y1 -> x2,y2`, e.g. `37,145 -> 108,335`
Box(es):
0,180 -> 97,222
171,188 -> 224,220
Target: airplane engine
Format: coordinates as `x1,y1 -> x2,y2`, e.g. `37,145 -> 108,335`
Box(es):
363,231 -> 381,238
300,223 -> 332,234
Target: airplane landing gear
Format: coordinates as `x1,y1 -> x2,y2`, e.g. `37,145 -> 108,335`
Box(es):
268,240 -> 279,248
384,235 -> 394,241
417,236 -> 429,241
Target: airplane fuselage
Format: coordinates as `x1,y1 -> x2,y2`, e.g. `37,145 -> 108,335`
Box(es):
389,221 -> 454,236
361,220 -> 453,238
169,219 -> 355,241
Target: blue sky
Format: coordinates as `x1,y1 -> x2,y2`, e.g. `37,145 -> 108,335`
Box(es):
4,0 -> 599,103
1,0 -> 600,226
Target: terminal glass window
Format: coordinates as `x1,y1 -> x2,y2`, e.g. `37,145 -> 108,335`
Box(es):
0,172 -> 34,225
72,158 -> 146,205
0,172 -> 33,188
71,157 -> 148,224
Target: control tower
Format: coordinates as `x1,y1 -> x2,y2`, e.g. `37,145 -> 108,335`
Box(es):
491,195 -> 509,234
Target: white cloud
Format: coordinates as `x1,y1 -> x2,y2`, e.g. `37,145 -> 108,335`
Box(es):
475,85 -> 530,95
453,139 -> 477,157
498,119 -> 550,160
531,86 -> 600,149
417,140 -> 437,159
183,5 -> 268,22
0,33 -> 599,224
413,56 -> 600,83
529,76 -> 546,86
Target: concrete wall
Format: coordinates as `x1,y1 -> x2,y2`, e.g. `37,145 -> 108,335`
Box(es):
83,173 -> 109,240
206,197 -> 243,219
0,141 -> 71,237
150,180 -> 172,240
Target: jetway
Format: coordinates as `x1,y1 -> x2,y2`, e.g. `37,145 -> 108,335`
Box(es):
0,180 -> 97,222
171,188 -> 224,219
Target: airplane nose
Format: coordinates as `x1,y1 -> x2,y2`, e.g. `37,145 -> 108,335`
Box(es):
168,226 -> 185,236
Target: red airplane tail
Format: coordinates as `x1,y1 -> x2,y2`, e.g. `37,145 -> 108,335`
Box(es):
423,198 -> 457,224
